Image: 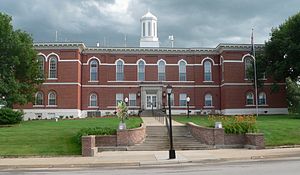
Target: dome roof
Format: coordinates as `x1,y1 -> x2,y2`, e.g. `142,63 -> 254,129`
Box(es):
141,11 -> 157,20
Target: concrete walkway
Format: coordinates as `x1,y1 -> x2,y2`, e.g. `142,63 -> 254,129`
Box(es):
141,117 -> 184,126
1,148 -> 300,169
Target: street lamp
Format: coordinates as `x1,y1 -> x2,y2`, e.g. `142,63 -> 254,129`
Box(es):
166,84 -> 176,159
186,96 -> 190,118
124,97 -> 129,105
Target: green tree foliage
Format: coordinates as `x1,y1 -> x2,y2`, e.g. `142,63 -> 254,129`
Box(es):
0,12 -> 43,108
286,78 -> 300,113
264,12 -> 300,82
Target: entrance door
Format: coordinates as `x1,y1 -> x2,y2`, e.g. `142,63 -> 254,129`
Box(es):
146,95 -> 157,109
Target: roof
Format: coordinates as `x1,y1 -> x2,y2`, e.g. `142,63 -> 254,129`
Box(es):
141,11 -> 157,20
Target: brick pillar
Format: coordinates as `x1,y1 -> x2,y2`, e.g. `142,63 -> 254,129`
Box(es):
246,133 -> 265,149
82,135 -> 96,157
214,128 -> 225,145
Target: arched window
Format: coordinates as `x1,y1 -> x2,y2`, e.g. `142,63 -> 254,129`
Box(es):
90,60 -> 98,81
245,57 -> 253,79
204,94 -> 213,106
48,91 -> 56,105
158,60 -> 165,81
89,93 -> 98,107
49,57 -> 57,79
204,61 -> 212,81
179,60 -> 186,81
138,60 -> 145,81
38,56 -> 44,76
258,92 -> 266,105
221,57 -> 224,81
116,60 -> 124,81
35,91 -> 44,105
246,92 -> 254,105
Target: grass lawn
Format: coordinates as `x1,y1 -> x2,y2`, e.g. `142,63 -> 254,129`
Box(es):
174,114 -> 300,146
0,117 -> 142,156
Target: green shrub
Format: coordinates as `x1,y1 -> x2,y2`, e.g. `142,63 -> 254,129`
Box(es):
0,108 -> 23,125
76,127 -> 117,144
208,115 -> 258,134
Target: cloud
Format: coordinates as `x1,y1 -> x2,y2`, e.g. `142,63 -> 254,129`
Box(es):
0,0 -> 299,47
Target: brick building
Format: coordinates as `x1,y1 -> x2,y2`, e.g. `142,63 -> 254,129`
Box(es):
18,11 -> 288,120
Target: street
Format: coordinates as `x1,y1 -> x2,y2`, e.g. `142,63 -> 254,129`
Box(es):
1,158 -> 300,175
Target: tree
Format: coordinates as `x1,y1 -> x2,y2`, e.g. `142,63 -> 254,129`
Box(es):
263,12 -> 300,82
0,12 -> 43,108
286,78 -> 300,113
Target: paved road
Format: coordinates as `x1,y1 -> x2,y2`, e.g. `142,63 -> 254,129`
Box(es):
1,158 -> 299,175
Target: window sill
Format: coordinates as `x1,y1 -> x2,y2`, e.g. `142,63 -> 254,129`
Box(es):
88,106 -> 99,108
47,78 -> 58,80
203,81 -> 214,83
33,105 -> 45,108
203,106 -> 214,109
88,81 -> 99,83
46,105 -> 57,107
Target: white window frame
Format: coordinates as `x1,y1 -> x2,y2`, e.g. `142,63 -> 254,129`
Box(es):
204,60 -> 212,81
158,60 -> 165,81
246,92 -> 254,105
245,57 -> 253,80
129,93 -> 136,106
179,93 -> 187,106
258,92 -> 267,105
138,60 -> 145,81
179,61 -> 186,81
49,57 -> 57,79
35,91 -> 44,105
116,93 -> 123,106
116,60 -> 124,81
204,94 -> 213,107
89,93 -> 98,107
90,60 -> 98,81
48,91 -> 57,106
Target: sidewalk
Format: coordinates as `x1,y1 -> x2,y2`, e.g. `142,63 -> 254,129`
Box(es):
1,148 -> 300,169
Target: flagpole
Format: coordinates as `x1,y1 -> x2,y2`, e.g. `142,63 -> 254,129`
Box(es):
252,28 -> 259,118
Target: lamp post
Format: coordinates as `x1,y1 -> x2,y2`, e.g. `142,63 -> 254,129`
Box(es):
124,97 -> 129,106
186,96 -> 190,118
166,84 -> 176,159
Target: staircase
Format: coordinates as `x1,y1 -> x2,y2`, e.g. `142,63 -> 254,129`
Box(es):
128,125 -> 211,151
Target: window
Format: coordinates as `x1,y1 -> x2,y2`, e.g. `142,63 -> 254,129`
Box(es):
129,93 -> 136,106
48,91 -> 56,105
138,61 -> 145,81
245,57 -> 253,79
90,60 -> 98,81
38,56 -> 44,76
179,60 -> 186,81
221,57 -> 224,81
204,94 -> 213,106
116,93 -> 123,105
89,93 -> 98,107
204,61 -> 212,81
158,60 -> 165,81
49,57 -> 57,79
179,94 -> 187,106
35,91 -> 44,105
116,60 -> 124,81
246,92 -> 254,105
258,92 -> 266,105
167,93 -> 174,106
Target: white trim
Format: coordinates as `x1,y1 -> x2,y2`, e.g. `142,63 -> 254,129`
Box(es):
221,83 -> 285,87
115,58 -> 125,64
88,80 -> 99,83
201,57 -> 218,66
84,56 -> 101,65
46,105 -> 57,107
178,59 -> 187,65
47,78 -> 58,80
203,106 -> 215,109
157,59 -> 166,65
32,105 -> 45,108
43,82 -> 81,86
20,109 -> 82,120
82,85 -> 140,88
88,106 -> 99,108
203,81 -> 214,83
221,108 -> 288,115
107,80 -> 195,83
136,58 -> 146,65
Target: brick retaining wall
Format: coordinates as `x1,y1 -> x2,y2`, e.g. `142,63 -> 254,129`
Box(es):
82,123 -> 146,156
187,122 -> 264,149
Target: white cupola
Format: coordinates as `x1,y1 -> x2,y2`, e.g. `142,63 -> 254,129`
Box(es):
140,10 -> 159,47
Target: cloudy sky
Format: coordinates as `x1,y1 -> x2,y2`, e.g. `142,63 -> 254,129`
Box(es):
1,0 -> 299,48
